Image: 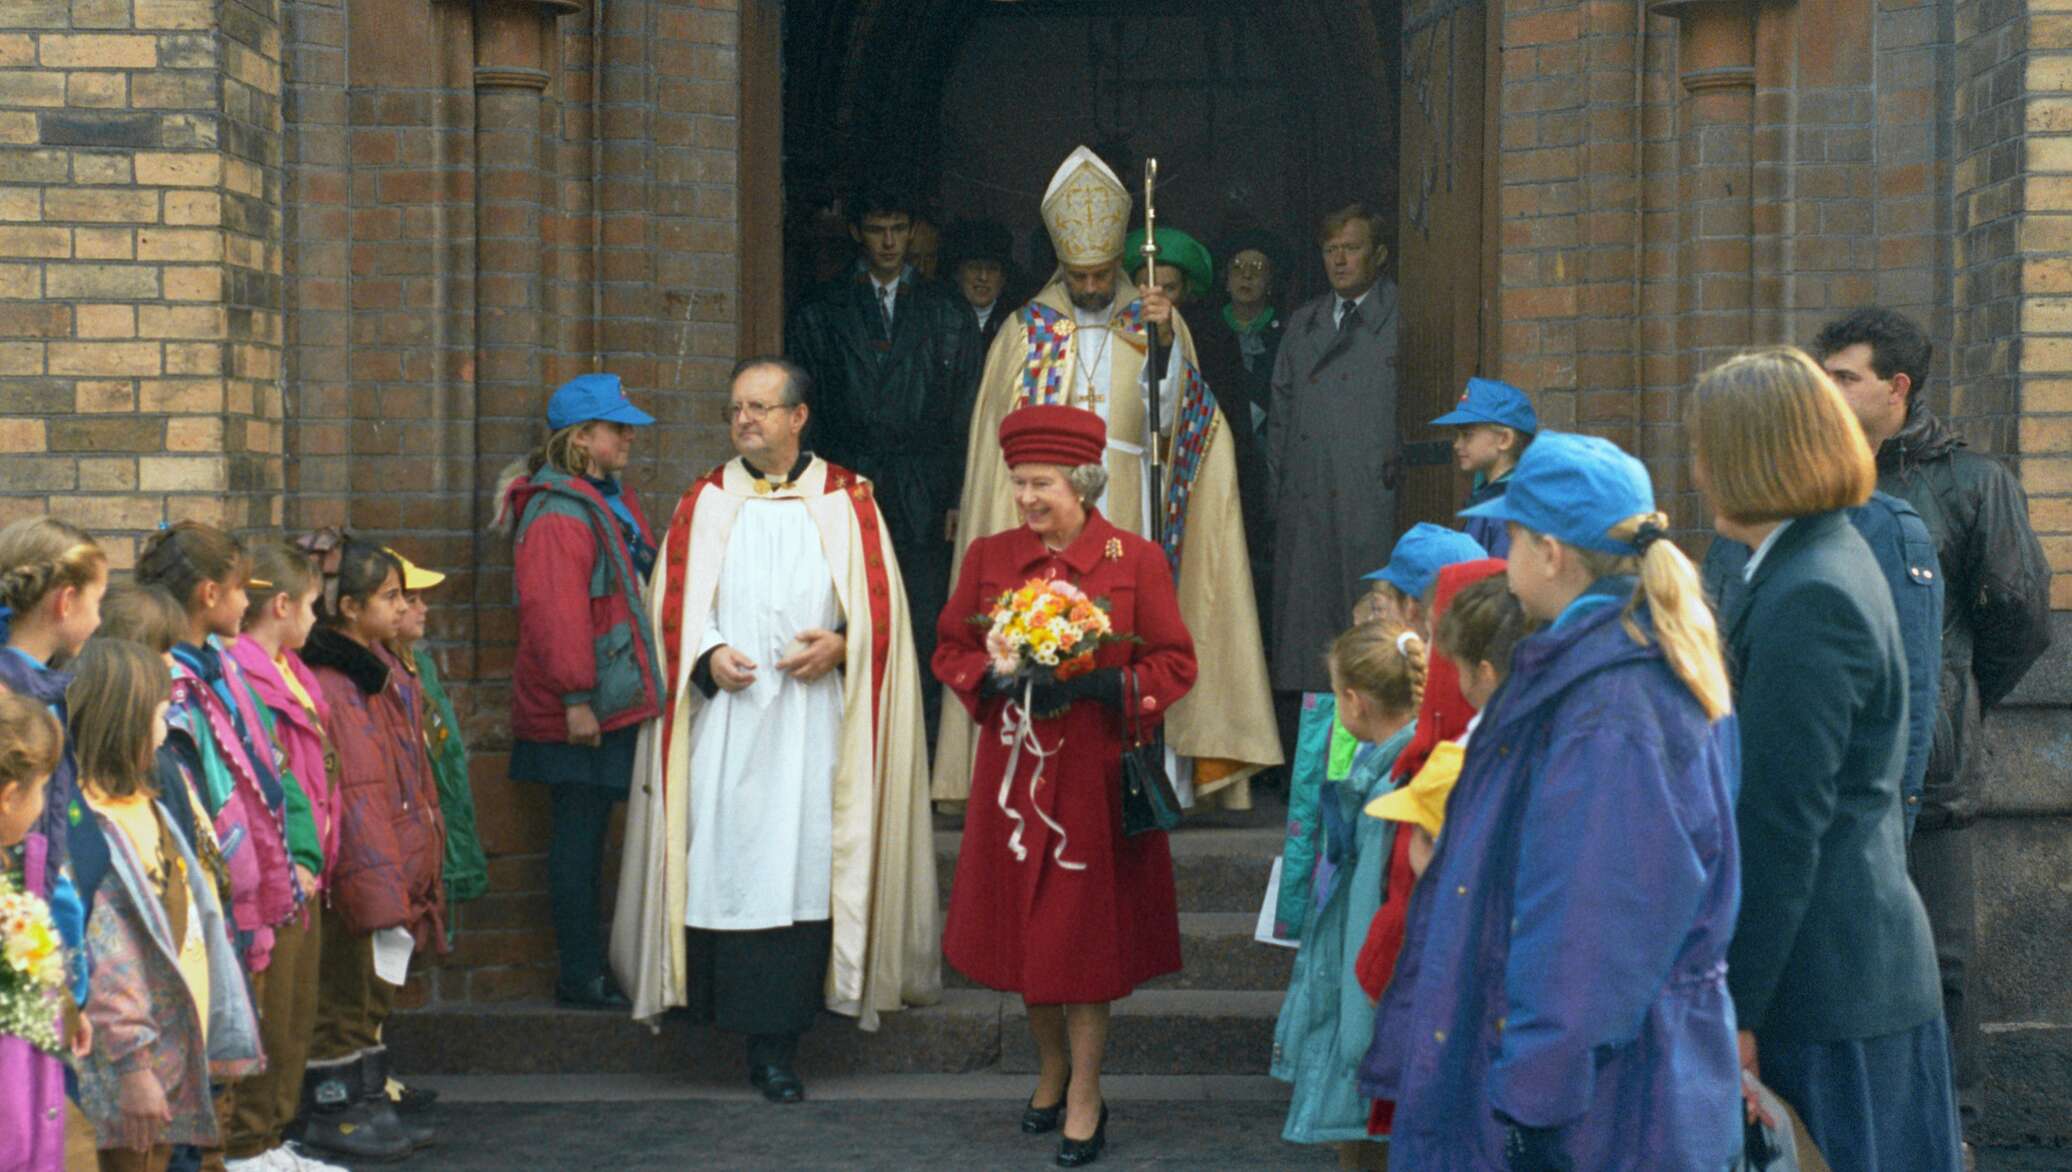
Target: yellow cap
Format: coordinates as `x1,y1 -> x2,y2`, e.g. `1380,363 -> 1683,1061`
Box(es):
385,547 -> 446,592
1364,739 -> 1466,838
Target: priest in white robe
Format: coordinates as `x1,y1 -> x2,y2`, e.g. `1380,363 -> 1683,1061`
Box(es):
611,356 -> 940,1103
936,145 -> 1283,810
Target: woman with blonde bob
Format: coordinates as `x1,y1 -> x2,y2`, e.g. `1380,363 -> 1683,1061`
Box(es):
1364,431 -> 1742,1169
1694,347 -> 1959,1172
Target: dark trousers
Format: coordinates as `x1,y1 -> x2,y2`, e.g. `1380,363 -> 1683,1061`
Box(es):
687,919 -> 831,1060
1908,822 -> 1979,1127
894,530 -> 951,754
549,783 -> 623,989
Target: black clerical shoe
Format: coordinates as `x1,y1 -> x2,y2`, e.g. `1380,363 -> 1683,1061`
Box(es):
749,1063 -> 806,1104
1055,1103 -> 1108,1167
1021,1092 -> 1066,1135
555,974 -> 632,1011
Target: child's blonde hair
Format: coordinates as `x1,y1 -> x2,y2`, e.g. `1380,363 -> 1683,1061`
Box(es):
66,639 -> 171,799
490,423 -> 606,534
1571,516 -> 1733,721
1328,621 -> 1427,717
0,517 -> 107,619
1434,577 -> 1534,678
243,542 -> 321,629
0,690 -> 63,796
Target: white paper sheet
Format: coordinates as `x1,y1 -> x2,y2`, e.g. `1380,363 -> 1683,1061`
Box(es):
1253,857 -> 1300,949
372,925 -> 414,986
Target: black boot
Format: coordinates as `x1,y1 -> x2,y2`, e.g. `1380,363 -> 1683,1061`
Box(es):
746,1033 -> 805,1104
295,1055 -> 410,1163
360,1045 -> 436,1150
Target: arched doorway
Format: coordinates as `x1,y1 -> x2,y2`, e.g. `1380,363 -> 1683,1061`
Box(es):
773,0 -> 1495,533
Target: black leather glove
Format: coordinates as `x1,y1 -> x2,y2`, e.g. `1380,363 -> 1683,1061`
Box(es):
979,672 -> 1020,701
1500,1115 -> 1572,1172
1027,667 -> 1123,715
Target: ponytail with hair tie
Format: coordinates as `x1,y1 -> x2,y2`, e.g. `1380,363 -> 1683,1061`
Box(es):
1604,513 -> 1732,722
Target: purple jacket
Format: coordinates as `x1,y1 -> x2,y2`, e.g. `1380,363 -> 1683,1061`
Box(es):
1360,585 -> 1742,1170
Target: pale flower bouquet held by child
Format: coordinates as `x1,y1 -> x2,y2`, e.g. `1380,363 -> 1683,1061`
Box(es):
0,867 -> 65,1055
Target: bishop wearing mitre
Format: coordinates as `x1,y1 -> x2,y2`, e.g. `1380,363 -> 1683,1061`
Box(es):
612,357 -> 939,1104
937,145 -> 1283,810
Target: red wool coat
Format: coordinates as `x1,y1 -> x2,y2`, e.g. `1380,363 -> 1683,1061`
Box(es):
935,509 -> 1194,1005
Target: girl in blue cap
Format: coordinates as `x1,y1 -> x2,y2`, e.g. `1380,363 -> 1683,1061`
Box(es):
1361,431 -> 1742,1170
491,374 -> 666,1011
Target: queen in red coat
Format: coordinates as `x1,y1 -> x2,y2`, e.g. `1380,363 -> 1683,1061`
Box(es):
936,404 -> 1193,1166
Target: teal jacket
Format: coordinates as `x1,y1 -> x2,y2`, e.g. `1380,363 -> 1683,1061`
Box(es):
1271,727 -> 1413,1144
1275,691 -> 1359,939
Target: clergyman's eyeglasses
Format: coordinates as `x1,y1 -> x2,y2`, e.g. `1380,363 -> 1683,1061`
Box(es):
722,401 -> 793,422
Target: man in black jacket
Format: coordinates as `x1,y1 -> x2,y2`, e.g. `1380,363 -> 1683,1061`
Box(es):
787,181 -> 982,745
1813,308 -> 2053,1135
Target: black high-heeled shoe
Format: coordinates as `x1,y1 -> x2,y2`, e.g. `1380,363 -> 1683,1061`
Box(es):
1055,1102 -> 1108,1167
1021,1094 -> 1065,1135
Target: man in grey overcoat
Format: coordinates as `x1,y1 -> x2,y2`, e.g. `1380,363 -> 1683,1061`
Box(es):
1266,202 -> 1400,696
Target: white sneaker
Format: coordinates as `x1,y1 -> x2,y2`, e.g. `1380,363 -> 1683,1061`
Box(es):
280,1143 -> 353,1172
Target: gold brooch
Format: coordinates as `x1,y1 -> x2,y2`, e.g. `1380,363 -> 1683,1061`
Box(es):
1105,537 -> 1123,560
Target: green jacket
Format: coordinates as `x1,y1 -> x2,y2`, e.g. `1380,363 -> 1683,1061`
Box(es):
247,678 -> 323,876
410,646 -> 487,909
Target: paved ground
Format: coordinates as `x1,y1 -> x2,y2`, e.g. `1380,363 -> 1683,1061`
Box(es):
348,1074 -> 2071,1171
382,1074 -> 1323,1170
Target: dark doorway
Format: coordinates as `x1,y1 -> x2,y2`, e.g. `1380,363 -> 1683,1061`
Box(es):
775,0 -> 1494,535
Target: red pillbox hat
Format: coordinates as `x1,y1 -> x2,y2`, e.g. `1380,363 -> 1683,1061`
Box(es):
999,404 -> 1107,469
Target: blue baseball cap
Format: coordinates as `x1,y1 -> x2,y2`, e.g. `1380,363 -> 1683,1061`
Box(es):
546,373 -> 655,430
1362,522 -> 1489,598
1459,432 -> 1654,555
1430,377 -> 1538,434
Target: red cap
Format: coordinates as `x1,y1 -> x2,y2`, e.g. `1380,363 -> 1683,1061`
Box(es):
999,404 -> 1106,469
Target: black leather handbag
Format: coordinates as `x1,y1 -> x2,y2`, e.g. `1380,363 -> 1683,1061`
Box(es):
1120,667 -> 1182,836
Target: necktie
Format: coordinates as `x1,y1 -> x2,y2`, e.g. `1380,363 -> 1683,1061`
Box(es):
879,287 -> 895,338
1337,299 -> 1360,331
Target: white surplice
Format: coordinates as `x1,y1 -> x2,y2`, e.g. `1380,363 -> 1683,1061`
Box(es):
683,496 -> 845,931
1068,303 -> 1181,526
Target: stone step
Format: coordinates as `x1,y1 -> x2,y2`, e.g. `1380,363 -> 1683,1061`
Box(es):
935,826 -> 1284,915
390,986 -> 1286,1079
942,912 -> 1294,992
1000,990 -> 1283,1076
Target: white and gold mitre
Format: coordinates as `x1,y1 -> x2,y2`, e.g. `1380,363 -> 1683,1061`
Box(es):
1040,146 -> 1130,267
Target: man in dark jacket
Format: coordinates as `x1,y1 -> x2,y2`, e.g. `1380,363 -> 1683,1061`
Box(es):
1813,308 -> 2053,1134
788,182 -> 983,745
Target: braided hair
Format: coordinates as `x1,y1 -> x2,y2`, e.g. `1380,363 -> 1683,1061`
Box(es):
1328,621 -> 1428,719
0,517 -> 107,628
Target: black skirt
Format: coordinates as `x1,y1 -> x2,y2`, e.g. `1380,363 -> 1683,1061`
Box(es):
509,725 -> 640,793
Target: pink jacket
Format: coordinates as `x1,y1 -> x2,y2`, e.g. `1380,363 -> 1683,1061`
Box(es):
229,638 -> 340,887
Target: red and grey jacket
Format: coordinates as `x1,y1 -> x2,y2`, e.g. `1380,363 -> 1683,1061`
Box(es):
300,625 -> 446,951
504,465 -> 666,743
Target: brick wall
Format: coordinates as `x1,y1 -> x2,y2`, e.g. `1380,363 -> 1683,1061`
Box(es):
261,0 -> 746,1005
1,0 -> 284,563
2021,0 -> 2072,608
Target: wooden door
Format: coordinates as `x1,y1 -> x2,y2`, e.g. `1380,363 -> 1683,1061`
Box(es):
1394,0 -> 1495,532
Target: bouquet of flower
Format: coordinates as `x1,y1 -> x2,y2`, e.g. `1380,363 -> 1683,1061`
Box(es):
980,577 -> 1122,684
0,867 -> 66,1055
